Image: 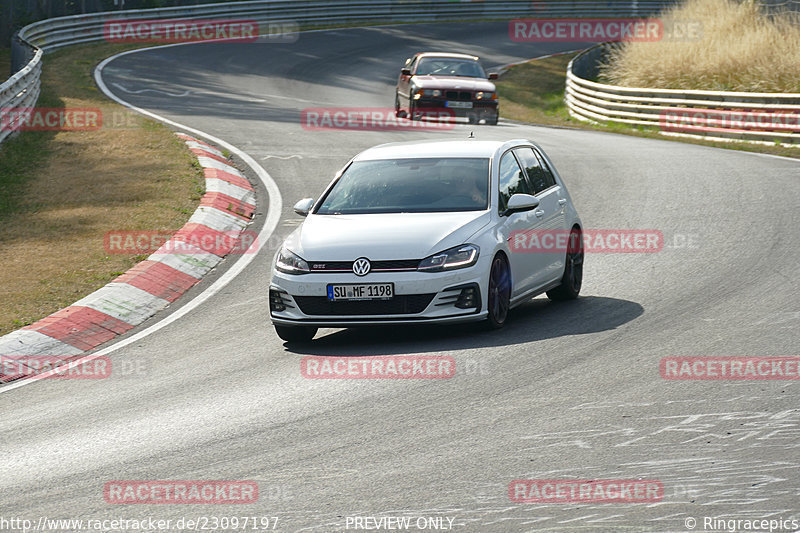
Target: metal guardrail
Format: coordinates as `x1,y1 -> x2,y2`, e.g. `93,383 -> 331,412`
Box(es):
566,43 -> 800,145
0,0 -> 678,146
12,1 -> 678,56
0,45 -> 41,145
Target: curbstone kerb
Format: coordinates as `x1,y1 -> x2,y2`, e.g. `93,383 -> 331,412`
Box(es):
0,133 -> 256,383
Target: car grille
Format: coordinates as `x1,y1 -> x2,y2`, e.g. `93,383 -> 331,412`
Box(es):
445,90 -> 472,101
308,259 -> 420,272
294,294 -> 436,315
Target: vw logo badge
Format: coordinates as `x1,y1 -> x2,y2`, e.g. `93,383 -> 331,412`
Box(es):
352,257 -> 371,276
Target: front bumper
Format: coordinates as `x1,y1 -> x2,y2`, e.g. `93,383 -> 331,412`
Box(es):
413,100 -> 498,121
270,268 -> 486,327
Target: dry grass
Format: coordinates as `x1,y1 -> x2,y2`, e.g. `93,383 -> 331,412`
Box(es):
599,0 -> 800,92
0,44 -> 204,335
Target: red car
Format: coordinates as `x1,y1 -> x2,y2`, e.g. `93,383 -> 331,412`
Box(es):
395,52 -> 499,125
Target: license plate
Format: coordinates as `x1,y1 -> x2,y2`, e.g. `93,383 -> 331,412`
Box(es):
445,101 -> 473,109
327,283 -> 394,301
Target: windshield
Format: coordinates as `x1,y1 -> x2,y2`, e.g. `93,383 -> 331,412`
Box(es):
316,158 -> 490,214
415,57 -> 486,78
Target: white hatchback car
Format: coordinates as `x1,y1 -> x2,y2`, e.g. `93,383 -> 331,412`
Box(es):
269,139 -> 583,342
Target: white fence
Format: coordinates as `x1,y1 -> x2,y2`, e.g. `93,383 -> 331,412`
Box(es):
566,44 -> 800,145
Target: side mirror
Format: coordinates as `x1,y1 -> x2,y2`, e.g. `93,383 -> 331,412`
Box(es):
401,68 -> 411,76
488,72 -> 499,80
502,193 -> 540,217
293,198 -> 315,217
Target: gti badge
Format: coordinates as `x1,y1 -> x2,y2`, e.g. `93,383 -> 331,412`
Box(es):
352,257 -> 371,276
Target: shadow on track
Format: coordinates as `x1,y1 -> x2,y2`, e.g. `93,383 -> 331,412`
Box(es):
283,295 -> 643,356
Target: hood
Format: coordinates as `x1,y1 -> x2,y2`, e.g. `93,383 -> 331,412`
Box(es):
285,211 -> 492,261
411,76 -> 496,92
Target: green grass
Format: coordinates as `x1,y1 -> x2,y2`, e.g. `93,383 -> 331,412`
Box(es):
0,47 -> 10,78
0,130 -> 56,216
496,54 -> 575,126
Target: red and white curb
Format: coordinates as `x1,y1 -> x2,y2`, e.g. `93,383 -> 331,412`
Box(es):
0,133 -> 256,383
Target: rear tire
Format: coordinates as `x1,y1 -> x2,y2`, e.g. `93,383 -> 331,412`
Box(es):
546,227 -> 583,301
274,325 -> 317,343
485,254 -> 511,329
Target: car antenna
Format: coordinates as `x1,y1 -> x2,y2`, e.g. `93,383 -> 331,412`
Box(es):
468,131 -> 475,139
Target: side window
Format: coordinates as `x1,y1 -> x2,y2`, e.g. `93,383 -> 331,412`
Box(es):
498,151 -> 532,214
514,147 -> 555,194
533,149 -> 557,192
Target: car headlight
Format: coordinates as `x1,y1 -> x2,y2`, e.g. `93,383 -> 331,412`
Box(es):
275,248 -> 310,275
476,91 -> 496,100
418,244 -> 480,272
422,89 -> 442,97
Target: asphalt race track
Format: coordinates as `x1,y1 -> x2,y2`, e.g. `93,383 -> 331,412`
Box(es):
2,21 -> 799,532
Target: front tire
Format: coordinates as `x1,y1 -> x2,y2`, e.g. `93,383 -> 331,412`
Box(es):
409,101 -> 422,121
546,227 -> 583,301
274,325 -> 318,343
395,94 -> 407,118
486,254 -> 511,329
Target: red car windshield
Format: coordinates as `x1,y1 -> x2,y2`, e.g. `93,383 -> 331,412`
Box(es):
415,57 -> 486,78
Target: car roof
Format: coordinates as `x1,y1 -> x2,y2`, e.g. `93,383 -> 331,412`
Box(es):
416,52 -> 480,61
353,139 -> 534,160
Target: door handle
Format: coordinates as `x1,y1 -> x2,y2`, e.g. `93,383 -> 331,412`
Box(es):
534,209 -> 545,217
558,199 -> 567,206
